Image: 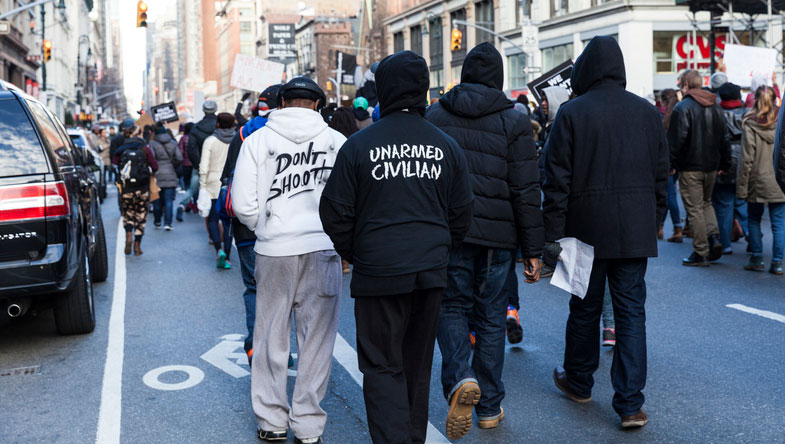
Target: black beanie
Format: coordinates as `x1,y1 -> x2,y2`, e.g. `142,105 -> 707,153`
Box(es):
719,83 -> 741,101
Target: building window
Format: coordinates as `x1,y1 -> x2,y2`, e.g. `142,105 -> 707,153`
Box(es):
518,0 -> 532,24
430,68 -> 444,98
542,43 -> 573,72
410,25 -> 423,56
508,52 -> 528,89
475,0 -> 494,45
551,0 -> 568,17
429,17 -> 443,68
240,22 -> 252,32
394,31 -> 404,53
238,7 -> 252,16
451,65 -> 462,84
450,8 -> 467,64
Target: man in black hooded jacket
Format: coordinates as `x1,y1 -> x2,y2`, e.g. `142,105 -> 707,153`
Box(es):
320,51 -> 473,444
543,36 -> 668,429
425,42 -> 543,439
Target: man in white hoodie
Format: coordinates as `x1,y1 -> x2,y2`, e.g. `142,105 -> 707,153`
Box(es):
232,77 -> 347,444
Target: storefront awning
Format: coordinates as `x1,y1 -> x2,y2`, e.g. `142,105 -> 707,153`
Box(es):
675,0 -> 785,15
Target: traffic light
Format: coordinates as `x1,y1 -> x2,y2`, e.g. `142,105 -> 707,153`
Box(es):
136,1 -> 148,27
42,40 -> 52,62
451,28 -> 462,52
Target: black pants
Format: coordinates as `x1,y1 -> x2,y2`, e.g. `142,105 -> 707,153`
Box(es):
354,288 -> 443,444
563,258 -> 648,417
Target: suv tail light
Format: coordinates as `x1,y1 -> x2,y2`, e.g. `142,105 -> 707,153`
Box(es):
0,181 -> 70,222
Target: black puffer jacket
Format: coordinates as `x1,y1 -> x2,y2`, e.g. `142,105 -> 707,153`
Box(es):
668,89 -> 731,172
543,36 -> 669,259
716,106 -> 745,185
426,42 -> 543,257
187,113 -> 217,169
775,103 -> 785,194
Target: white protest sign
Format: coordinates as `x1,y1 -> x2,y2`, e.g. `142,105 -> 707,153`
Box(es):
230,55 -> 284,93
724,44 -> 777,88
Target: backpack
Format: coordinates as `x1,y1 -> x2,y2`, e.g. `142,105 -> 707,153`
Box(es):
119,142 -> 150,187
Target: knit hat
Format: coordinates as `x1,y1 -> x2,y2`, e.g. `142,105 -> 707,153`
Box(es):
718,82 -> 741,101
203,99 -> 218,114
353,96 -> 369,110
710,72 -> 728,90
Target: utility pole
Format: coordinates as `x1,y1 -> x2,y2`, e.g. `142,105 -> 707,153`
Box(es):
333,52 -> 344,105
41,3 -> 46,91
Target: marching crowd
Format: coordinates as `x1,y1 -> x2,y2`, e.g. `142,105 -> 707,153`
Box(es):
100,35 -> 785,444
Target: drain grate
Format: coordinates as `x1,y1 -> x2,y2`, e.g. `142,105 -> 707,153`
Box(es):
0,365 -> 41,377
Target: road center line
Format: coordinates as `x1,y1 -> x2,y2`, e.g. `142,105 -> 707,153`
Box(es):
333,333 -> 450,443
726,303 -> 785,324
95,219 -> 127,444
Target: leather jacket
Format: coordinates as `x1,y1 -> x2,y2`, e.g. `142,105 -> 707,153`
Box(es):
667,91 -> 731,173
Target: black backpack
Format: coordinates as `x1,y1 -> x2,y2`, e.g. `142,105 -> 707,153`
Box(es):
118,141 -> 150,187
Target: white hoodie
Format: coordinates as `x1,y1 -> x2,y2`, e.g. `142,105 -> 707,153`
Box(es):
232,106 -> 347,257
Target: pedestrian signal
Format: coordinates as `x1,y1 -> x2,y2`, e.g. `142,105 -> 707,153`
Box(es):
137,1 -> 148,27
43,40 -> 52,62
451,28 -> 462,52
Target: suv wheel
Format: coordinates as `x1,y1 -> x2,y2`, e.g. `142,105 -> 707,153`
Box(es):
54,247 -> 96,335
91,214 -> 109,283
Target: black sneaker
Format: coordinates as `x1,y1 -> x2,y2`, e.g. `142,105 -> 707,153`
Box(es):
295,437 -> 323,444
176,204 -> 184,222
682,252 -> 709,267
708,235 -> 723,261
540,263 -> 555,278
258,429 -> 287,441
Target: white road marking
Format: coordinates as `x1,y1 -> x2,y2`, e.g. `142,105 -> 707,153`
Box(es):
200,336 -> 250,378
332,334 -> 450,444
727,303 -> 785,324
95,219 -> 127,444
143,365 -> 205,391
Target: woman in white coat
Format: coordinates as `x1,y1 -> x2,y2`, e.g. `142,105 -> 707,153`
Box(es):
200,112 -> 236,269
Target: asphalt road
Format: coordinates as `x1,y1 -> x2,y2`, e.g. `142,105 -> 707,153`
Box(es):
2,187 -> 784,444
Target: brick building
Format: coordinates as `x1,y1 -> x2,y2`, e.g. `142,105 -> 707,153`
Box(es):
294,17 -> 353,99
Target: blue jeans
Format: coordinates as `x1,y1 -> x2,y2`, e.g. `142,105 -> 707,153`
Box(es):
747,202 -> 785,262
236,243 -> 257,351
564,258 -> 648,417
602,288 -> 614,329
152,187 -> 176,226
207,199 -> 232,257
179,169 -> 199,206
437,244 -> 513,418
712,183 -> 748,250
504,258 -> 519,310
662,173 -> 682,227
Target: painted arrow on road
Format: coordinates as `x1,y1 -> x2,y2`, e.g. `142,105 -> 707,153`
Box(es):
200,334 -> 249,378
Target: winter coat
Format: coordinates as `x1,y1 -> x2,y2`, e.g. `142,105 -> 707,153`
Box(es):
354,107 -> 372,130
320,50 -> 473,293
199,129 -> 233,199
542,36 -> 669,259
426,42 -> 543,257
668,89 -> 731,172
178,134 -> 192,168
232,106 -> 347,257
737,119 -> 785,203
187,113 -> 217,168
716,105 -> 746,186
149,132 -> 183,188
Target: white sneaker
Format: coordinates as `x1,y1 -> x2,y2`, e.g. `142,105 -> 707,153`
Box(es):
164,225 -> 173,231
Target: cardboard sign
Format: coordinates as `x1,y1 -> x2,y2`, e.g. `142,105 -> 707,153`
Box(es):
527,60 -> 573,105
230,55 -> 284,93
150,102 -> 179,123
724,44 -> 778,88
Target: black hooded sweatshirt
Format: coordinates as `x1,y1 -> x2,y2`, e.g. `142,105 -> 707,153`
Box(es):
426,42 -> 544,257
187,113 -> 217,169
320,51 -> 474,297
542,36 -> 669,259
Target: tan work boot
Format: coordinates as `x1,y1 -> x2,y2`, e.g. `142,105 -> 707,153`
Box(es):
124,231 -> 133,255
667,227 -> 683,243
478,407 -> 504,429
445,381 -> 481,440
133,239 -> 143,256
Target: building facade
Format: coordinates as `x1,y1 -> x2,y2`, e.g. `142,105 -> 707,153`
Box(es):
294,16 -> 354,99
0,0 -> 42,93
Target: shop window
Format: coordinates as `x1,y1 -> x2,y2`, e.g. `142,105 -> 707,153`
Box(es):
411,25 -> 423,56
508,53 -> 528,89
394,31 -> 404,53
653,31 -> 736,74
429,17 -> 443,68
542,43 -> 573,72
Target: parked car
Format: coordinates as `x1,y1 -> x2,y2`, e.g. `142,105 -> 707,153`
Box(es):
67,127 -> 108,202
0,80 -> 108,335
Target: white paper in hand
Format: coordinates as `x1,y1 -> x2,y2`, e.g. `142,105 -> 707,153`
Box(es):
196,192 -> 212,218
549,237 -> 595,299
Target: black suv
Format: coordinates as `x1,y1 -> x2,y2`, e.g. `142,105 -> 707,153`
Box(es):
0,81 -> 108,335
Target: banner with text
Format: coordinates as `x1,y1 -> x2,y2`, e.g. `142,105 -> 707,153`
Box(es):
527,60 -> 573,105
150,102 -> 179,123
230,55 -> 284,93
724,44 -> 778,88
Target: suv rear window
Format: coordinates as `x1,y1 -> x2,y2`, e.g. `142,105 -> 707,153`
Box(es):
0,98 -> 49,177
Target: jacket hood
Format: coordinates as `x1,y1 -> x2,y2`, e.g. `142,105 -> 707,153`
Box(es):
685,88 -> 717,107
439,83 -> 512,118
460,42 -> 504,90
213,127 -> 236,144
241,115 -> 268,140
745,118 -> 776,144
265,106 -> 328,144
196,114 -> 217,131
543,86 -> 571,124
376,51 -> 429,118
154,132 -> 173,144
571,36 -> 626,96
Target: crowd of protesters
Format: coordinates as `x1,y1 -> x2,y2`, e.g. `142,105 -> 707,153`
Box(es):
95,35 -> 785,444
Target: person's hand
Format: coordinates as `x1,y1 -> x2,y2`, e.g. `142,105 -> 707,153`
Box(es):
522,257 -> 541,283
670,168 -> 676,176
717,170 -> 728,177
241,91 -> 252,102
773,71 -> 778,85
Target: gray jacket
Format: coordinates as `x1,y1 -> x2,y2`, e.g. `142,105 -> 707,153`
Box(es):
149,132 -> 183,188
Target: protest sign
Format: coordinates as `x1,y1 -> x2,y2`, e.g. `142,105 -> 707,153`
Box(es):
724,44 -> 777,88
230,55 -> 284,93
150,102 -> 179,123
527,60 -> 573,105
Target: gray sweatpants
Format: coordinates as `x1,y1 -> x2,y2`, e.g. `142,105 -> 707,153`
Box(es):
251,250 -> 342,439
